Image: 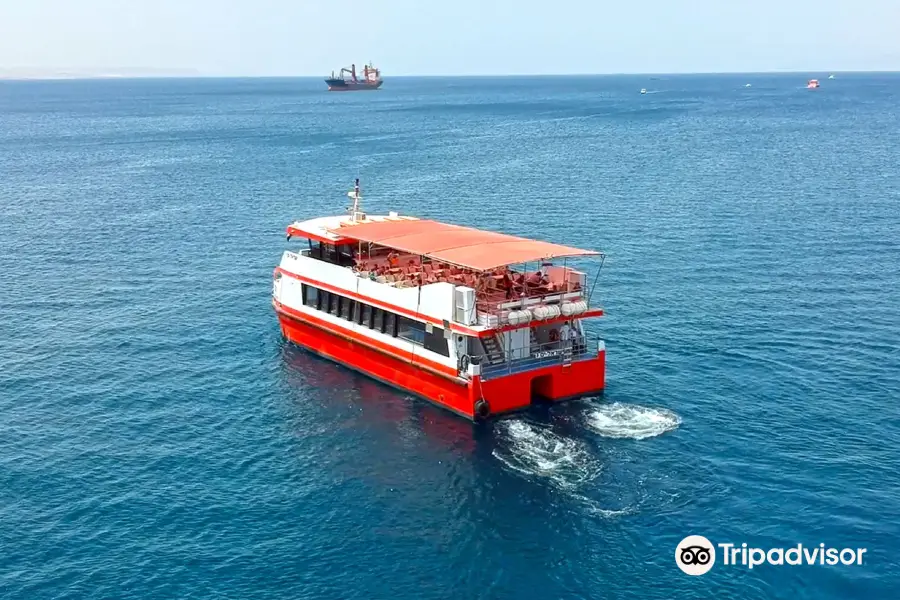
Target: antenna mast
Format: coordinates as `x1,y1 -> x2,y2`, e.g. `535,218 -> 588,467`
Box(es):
347,178 -> 365,222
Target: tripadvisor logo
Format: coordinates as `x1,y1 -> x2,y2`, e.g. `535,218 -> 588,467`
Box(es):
676,535 -> 715,576
675,536 -> 867,576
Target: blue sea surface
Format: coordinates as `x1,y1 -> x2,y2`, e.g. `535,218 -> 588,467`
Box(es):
2,73 -> 899,599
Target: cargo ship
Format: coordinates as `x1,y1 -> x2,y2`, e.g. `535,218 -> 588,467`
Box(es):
272,180 -> 607,421
325,63 -> 382,91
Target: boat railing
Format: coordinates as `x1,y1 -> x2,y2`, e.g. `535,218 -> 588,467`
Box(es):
475,289 -> 588,327
465,335 -> 599,380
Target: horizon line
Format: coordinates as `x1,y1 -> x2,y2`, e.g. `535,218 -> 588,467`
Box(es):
1,68 -> 898,81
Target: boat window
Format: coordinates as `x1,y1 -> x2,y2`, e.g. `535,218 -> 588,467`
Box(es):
297,284 -> 444,349
397,316 -> 425,345
324,244 -> 339,264
424,327 -> 450,357
303,284 -> 318,308
385,312 -> 397,337
337,244 -> 356,267
308,242 -> 356,267
341,297 -> 354,320
328,293 -> 340,316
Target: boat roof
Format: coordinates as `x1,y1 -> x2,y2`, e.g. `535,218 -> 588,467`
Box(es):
286,214 -> 418,245
326,217 -> 601,271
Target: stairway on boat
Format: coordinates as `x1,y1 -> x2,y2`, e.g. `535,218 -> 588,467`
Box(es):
482,335 -> 505,366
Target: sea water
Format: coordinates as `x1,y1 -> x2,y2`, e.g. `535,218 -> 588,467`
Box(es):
2,74 -> 899,599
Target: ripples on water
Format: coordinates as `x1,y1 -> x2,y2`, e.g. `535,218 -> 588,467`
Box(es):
2,74 -> 900,599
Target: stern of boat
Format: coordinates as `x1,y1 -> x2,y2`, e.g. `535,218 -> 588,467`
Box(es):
463,337 -> 606,418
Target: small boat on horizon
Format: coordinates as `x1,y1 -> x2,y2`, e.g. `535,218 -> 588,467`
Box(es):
807,79 -> 820,89
829,74 -> 835,79
640,88 -> 647,94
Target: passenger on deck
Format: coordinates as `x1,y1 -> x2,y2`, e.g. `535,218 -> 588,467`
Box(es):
387,251 -> 400,268
526,270 -> 549,293
514,273 -> 526,294
503,272 -> 516,299
559,321 -> 572,348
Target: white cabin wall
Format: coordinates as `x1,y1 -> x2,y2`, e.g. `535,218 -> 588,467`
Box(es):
356,277 -> 419,312
280,252 -> 457,324
279,274 -> 303,308
418,282 -> 456,323
282,252 -> 357,291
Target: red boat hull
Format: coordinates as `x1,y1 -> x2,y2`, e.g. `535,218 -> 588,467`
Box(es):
275,302 -> 605,420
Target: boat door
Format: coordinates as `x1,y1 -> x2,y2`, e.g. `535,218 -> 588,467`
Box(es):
454,334 -> 470,373
454,334 -> 467,358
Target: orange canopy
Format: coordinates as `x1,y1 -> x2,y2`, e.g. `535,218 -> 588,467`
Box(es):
328,219 -> 600,271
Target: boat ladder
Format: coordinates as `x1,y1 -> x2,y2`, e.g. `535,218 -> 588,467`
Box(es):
482,335 -> 505,366
561,345 -> 573,368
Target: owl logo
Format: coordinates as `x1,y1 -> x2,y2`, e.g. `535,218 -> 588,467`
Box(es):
675,536 -> 716,575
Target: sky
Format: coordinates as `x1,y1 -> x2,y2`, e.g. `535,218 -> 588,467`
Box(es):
1,0 -> 899,77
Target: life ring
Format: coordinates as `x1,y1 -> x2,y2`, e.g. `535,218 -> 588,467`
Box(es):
549,329 -> 560,342
474,399 -> 490,421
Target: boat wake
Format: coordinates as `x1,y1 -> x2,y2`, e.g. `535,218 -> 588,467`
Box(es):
490,403 -> 681,517
583,402 -> 681,440
492,420 -> 600,490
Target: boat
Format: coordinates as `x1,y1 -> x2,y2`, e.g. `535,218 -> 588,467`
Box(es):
325,62 -> 382,91
807,79 -> 820,89
829,74 -> 835,79
640,88 -> 647,94
745,83 -> 752,88
272,180 -> 607,421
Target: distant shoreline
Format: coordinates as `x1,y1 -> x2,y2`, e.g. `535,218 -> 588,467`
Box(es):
0,69 -> 202,80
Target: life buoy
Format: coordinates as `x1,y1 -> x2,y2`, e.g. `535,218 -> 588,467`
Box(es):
474,399 -> 490,421
549,329 -> 560,342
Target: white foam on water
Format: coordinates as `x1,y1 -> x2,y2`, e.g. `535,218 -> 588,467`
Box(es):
584,403 -> 681,440
491,420 -> 638,518
577,496 -> 638,518
492,420 -> 600,490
